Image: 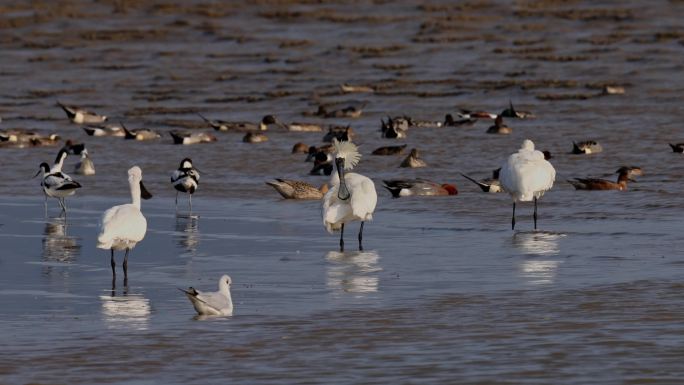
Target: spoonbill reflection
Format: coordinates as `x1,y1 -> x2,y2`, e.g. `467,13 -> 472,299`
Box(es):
326,250 -> 381,295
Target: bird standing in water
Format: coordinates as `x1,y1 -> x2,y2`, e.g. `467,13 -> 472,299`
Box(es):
322,139 -> 377,251
171,158 -> 200,212
500,139 -> 555,230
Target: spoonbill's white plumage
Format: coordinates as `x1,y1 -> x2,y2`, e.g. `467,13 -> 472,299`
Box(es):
500,139 -> 555,230
170,158 -> 200,211
180,275 -> 233,316
35,149 -> 82,213
74,149 -> 95,175
322,139 -> 377,251
97,166 -> 152,280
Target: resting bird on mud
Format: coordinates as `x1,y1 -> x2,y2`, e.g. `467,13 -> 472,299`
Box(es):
322,139 -> 377,251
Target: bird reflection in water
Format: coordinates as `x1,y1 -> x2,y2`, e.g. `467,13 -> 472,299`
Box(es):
326,250 -> 381,295
175,214 -> 200,253
100,285 -> 151,331
42,216 -> 81,264
512,232 -> 564,285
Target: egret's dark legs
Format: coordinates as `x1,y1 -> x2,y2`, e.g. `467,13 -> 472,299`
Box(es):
358,221 -> 364,251
533,197 -> 538,230
123,248 -> 130,279
512,202 -> 516,230
340,223 -> 345,252
110,248 -> 116,277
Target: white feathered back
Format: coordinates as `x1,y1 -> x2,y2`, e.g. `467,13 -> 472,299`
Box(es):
333,138 -> 361,170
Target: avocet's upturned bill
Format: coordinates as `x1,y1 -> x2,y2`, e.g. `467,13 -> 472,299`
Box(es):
500,139 -> 555,230
322,139 -> 377,251
180,275 -> 233,316
171,158 -> 200,211
97,166 -> 152,281
35,148 -> 82,214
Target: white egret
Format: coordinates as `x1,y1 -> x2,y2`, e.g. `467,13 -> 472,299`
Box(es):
322,139 -> 377,251
500,139 -> 555,230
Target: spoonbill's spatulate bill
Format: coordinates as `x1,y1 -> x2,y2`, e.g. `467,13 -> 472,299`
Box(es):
500,139 -> 555,230
35,149 -> 82,214
171,158 -> 200,211
97,166 -> 152,281
180,275 -> 233,316
322,139 -> 377,251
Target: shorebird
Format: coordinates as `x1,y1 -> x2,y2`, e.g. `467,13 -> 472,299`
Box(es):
568,166 -> 642,191
486,115 -> 512,134
74,149 -> 95,176
62,140 -> 85,155
322,139 -> 377,251
170,131 -> 217,145
57,101 -> 107,124
171,158 -> 200,210
122,123 -> 160,141
400,148 -> 427,168
572,140 -> 602,154
266,179 -> 328,200
460,168 -> 501,193
180,275 -> 233,316
34,149 -> 82,213
372,144 -> 407,155
97,166 -> 152,281
383,179 -> 457,197
668,143 -> 684,153
500,139 -> 556,230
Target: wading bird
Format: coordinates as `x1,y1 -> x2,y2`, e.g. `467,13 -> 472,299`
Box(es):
97,166 -> 152,281
171,158 -> 200,211
322,139 -> 377,251
35,149 -> 82,214
500,139 -> 555,230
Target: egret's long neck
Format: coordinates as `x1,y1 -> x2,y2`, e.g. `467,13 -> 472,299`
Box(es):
130,178 -> 141,208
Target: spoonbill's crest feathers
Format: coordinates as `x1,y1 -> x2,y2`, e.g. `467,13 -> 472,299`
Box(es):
332,138 -> 361,170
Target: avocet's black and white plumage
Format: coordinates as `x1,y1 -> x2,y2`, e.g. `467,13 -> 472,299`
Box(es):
35,149 -> 82,213
171,158 -> 200,211
322,139 -> 377,251
97,166 -> 152,281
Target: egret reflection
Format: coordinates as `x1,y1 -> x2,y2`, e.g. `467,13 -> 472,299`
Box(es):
326,250 -> 381,295
42,216 -> 81,263
175,214 -> 200,253
511,231 -> 563,256
100,289 -> 151,331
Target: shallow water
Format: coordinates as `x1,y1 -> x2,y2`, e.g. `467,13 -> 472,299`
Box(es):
2,0 -> 684,383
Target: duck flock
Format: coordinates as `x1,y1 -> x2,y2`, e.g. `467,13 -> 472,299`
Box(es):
4,98 -> 657,317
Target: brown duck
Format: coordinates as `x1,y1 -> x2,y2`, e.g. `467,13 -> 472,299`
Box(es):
266,179 -> 329,200
372,144 -> 407,155
400,148 -> 427,168
568,166 -> 642,191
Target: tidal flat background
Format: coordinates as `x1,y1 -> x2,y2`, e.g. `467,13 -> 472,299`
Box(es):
1,0 -> 684,383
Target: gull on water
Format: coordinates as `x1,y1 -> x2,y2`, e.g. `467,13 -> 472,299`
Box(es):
74,149 -> 95,176
322,139 -> 377,251
180,275 -> 233,316
500,139 -> 556,230
97,166 -> 152,281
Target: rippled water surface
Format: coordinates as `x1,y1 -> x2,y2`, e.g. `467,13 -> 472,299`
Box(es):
2,0 -> 684,383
